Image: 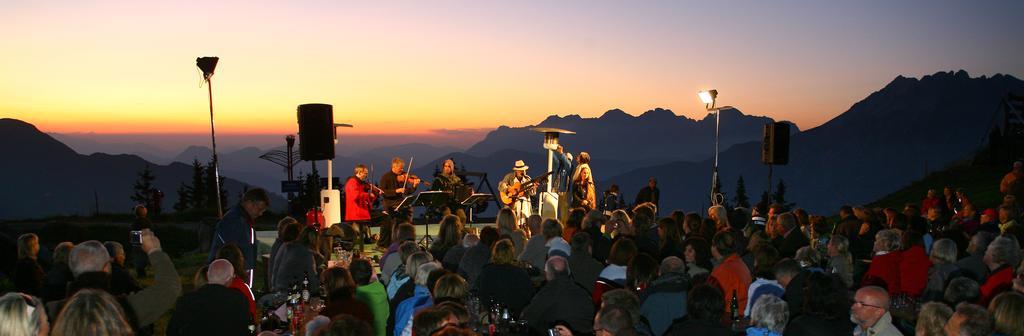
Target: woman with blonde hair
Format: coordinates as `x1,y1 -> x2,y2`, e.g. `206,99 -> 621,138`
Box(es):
0,292 -> 48,336
52,289 -> 132,336
988,291 -> 1024,336
572,165 -> 596,212
433,273 -> 469,305
495,208 -> 526,257
826,235 -> 854,288
708,205 -> 730,232
15,233 -> 45,296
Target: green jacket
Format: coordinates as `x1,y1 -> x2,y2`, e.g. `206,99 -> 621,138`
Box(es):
356,281 -> 390,336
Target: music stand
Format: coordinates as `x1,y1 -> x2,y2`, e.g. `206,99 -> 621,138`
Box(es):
413,191 -> 451,246
461,193 -> 494,223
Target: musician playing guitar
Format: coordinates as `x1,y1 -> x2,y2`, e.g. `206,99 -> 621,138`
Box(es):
499,160 -> 538,225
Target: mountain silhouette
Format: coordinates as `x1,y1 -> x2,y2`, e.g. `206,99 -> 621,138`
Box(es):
466,107 -> 797,162
0,119 -> 286,220
599,70 -> 1024,213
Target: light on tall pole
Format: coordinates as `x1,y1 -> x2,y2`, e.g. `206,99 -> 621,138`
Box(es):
699,89 -> 726,206
197,56 -> 223,218
531,127 -> 574,219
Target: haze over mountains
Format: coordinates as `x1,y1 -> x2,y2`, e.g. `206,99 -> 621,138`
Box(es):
4,70 -> 1021,219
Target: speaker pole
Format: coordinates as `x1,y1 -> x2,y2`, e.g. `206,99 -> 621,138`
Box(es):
767,163 -> 774,202
197,57 -> 223,218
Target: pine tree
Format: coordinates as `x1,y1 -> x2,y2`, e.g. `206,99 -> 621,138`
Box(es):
733,175 -> 750,209
772,179 -> 796,211
204,159 -> 228,214
173,183 -> 192,212
190,159 -> 206,210
131,164 -> 156,206
759,190 -> 771,210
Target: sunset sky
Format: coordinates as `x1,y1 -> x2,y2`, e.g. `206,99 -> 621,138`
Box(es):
2,0 -> 1022,147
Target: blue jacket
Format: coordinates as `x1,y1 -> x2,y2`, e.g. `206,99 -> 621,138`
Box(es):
208,205 -> 256,270
393,285 -> 432,336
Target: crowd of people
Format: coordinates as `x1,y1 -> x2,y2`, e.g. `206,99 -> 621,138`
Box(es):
4,161 -> 1024,336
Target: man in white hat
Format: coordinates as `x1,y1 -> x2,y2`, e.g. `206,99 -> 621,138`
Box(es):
499,160 -> 537,225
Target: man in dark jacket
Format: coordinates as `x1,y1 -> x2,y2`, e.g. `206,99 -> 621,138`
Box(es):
639,257 -> 690,336
208,188 -> 270,286
582,211 -> 612,263
168,259 -> 252,335
663,283 -> 729,336
772,213 -> 809,259
634,178 -> 660,210
568,232 -> 605,293
521,256 -> 594,334
774,258 -> 807,318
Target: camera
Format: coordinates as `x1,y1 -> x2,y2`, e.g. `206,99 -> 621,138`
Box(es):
130,230 -> 143,246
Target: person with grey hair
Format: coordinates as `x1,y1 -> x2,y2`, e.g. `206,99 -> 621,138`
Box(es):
944,276 -> 981,307
957,231 -> 996,281
46,230 -> 181,333
850,286 -> 900,336
522,256 -> 594,334
923,238 -> 962,302
980,236 -> 1022,305
167,259 -> 252,336
773,212 -> 809,259
746,295 -> 788,336
944,302 -> 993,336
103,241 -> 141,295
862,229 -> 903,294
594,306 -> 636,336
0,292 -> 49,336
42,242 -> 75,301
393,262 -> 442,336
601,289 -> 653,335
639,257 -> 690,335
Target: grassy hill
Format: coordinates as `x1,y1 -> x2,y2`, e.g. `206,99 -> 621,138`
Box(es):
868,163 -> 1006,211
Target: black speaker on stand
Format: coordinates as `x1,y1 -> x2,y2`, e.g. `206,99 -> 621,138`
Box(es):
762,122 -> 790,196
297,103 -> 335,161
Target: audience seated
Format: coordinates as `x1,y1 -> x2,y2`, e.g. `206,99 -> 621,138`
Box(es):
474,239 -> 534,315
639,256 -> 689,336
350,258 -> 388,336
783,272 -> 852,336
41,242 -> 75,302
915,302 -> 952,336
747,295 -> 788,336
709,230 -> 751,317
320,267 -> 374,327
393,262 -> 441,336
53,288 -> 133,336
663,283 -> 730,336
979,236 -> 1022,305
521,256 -> 594,334
944,302 -> 994,336
167,259 -> 250,335
861,229 -> 903,294
46,231 -> 181,332
14,233 -> 45,296
568,232 -> 604,293
850,286 -> 901,336
457,226 -> 499,287
594,238 -> 636,306
0,292 -> 49,335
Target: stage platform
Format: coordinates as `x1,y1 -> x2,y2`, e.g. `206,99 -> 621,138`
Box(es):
255,222 -> 497,261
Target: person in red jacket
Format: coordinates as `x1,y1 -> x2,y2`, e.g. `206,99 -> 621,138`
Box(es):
344,164 -> 379,242
862,229 -> 903,295
921,189 -> 943,216
897,230 -> 931,298
980,236 -> 1022,305
710,230 -> 752,317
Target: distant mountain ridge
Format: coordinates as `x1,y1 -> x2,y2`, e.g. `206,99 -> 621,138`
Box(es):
467,107 -> 798,162
598,70 -> 1024,213
0,119 -> 286,220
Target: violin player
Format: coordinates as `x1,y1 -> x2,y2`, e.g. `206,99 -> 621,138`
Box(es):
380,157 -> 421,213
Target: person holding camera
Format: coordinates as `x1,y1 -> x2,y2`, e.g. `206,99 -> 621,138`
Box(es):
130,205 -> 151,277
